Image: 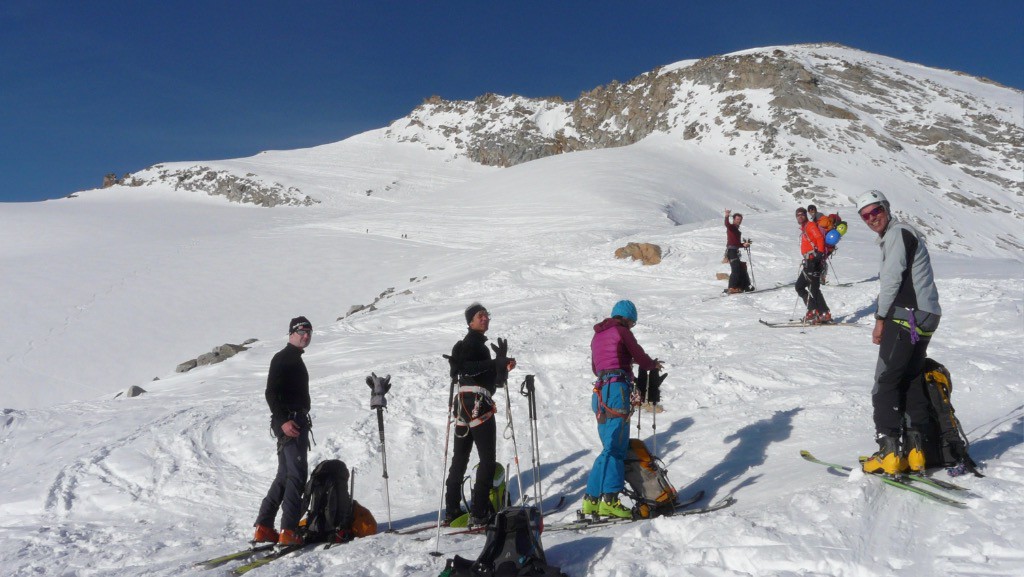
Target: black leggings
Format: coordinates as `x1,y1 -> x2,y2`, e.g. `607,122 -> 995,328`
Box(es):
795,258 -> 828,313
445,417 -> 497,518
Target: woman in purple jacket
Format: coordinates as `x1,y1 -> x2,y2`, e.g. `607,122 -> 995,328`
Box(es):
582,300 -> 662,518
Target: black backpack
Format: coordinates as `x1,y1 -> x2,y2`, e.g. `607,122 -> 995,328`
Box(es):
915,359 -> 982,477
300,459 -> 354,542
441,507 -> 567,577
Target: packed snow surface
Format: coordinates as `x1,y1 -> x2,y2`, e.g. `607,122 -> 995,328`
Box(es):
1,46 -> 1022,576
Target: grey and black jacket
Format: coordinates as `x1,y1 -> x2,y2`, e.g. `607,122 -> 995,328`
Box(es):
875,216 -> 941,326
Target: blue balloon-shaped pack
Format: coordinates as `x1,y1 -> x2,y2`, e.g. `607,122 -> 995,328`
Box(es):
825,229 -> 841,246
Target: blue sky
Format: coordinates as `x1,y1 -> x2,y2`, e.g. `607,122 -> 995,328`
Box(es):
2,1 -> 1021,202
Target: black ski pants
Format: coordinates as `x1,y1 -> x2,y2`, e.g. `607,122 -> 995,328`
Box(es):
726,248 -> 750,290
795,257 -> 828,313
255,431 -> 309,531
445,417 -> 496,519
872,314 -> 940,438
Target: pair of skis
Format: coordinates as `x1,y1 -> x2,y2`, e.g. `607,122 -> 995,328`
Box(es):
758,318 -> 860,328
194,542 -> 311,574
403,495 -> 568,540
544,490 -> 735,533
801,450 -> 972,508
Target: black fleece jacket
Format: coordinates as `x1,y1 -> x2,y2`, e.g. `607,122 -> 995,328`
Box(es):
265,343 -> 310,435
455,329 -> 503,394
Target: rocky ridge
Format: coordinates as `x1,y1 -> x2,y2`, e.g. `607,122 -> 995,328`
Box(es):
385,43 -> 1022,210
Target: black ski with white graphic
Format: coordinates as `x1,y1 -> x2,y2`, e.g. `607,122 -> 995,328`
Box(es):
801,450 -> 967,508
194,544 -> 276,569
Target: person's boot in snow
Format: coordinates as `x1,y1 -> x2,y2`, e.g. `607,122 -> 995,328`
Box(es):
599,494 -> 632,519
862,434 -> 906,475
905,429 -> 926,473
581,494 -> 600,516
252,524 -> 279,543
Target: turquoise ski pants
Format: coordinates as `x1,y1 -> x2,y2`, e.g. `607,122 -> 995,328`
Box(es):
586,380 -> 631,497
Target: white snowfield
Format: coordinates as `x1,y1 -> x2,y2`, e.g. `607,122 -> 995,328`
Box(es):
1,46 -> 1022,576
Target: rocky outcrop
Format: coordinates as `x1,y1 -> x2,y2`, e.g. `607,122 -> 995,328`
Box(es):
121,166 -> 319,207
614,242 -> 662,265
384,43 -> 1022,205
176,339 -> 257,373
340,284 -> 417,320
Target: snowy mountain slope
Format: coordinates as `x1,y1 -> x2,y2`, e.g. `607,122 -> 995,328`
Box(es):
1,200 -> 1021,576
1,43 -> 1022,576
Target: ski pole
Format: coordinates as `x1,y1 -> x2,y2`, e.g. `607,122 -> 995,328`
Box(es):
431,374 -> 457,557
827,254 -> 841,284
744,240 -> 757,289
367,373 -> 393,532
503,379 -> 526,506
376,409 -> 392,531
519,375 -> 542,513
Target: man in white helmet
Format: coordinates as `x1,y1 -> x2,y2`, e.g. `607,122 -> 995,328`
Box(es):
856,190 -> 941,476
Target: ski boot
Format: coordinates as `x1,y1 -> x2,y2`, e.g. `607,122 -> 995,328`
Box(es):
252,524 -> 279,544
599,493 -> 633,519
861,434 -> 906,476
278,529 -> 303,546
443,509 -> 465,527
581,494 -> 600,517
468,512 -> 494,528
905,429 -> 926,473
815,311 -> 832,324
803,310 -> 819,324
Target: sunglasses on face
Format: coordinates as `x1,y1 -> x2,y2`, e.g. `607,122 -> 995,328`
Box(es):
860,206 -> 885,221
294,329 -> 311,336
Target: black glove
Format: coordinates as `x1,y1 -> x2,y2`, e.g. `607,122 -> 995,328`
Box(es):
366,372 -> 391,409
647,368 -> 668,405
490,338 -> 509,385
636,369 -> 650,402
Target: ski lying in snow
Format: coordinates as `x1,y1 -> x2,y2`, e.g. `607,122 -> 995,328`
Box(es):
758,319 -> 859,328
194,543 -> 276,569
405,493 -> 569,541
230,543 -> 310,575
543,492 -> 734,533
411,495 -> 568,540
800,450 -> 968,509
856,456 -> 973,494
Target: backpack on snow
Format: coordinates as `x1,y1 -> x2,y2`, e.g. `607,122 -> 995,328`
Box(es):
624,438 -> 679,518
913,359 -> 982,477
440,506 -> 567,577
299,459 -> 356,542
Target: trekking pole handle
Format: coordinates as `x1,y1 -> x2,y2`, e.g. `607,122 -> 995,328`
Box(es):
520,375 -> 537,421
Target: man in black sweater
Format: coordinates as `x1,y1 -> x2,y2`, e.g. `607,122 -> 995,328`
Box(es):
444,303 -> 516,526
253,316 -> 313,545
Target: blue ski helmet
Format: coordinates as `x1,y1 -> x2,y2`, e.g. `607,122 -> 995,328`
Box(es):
611,300 -> 638,322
